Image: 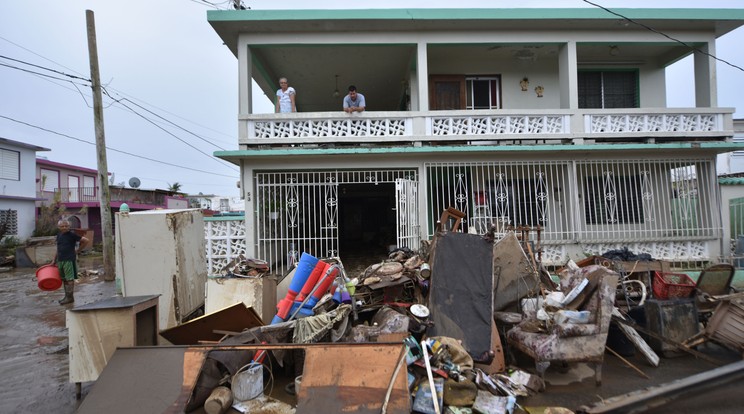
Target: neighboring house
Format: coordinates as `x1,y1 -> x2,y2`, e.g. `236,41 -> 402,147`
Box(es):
718,119 -> 744,175
208,8 -> 744,273
0,138 -> 50,241
36,158 -> 188,242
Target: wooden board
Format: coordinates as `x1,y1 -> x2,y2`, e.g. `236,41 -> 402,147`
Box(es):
205,277 -> 277,323
159,302 -> 263,345
298,343 -> 410,414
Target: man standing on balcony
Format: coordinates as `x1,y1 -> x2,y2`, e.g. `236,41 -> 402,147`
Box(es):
52,219 -> 90,305
343,85 -> 365,113
275,77 -> 296,113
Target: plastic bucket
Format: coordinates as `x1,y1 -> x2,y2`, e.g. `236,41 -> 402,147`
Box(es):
36,264 -> 62,291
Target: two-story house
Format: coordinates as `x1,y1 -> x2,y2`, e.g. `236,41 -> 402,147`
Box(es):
208,8 -> 744,273
36,159 -> 189,242
0,138 -> 49,241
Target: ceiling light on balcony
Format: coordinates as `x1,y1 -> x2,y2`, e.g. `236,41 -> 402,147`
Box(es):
609,45 -> 620,56
513,48 -> 536,62
333,74 -> 340,97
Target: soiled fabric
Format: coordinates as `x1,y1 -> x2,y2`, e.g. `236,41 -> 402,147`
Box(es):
293,305 -> 351,344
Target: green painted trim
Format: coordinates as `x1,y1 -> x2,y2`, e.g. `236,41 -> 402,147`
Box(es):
719,177 -> 744,185
216,142 -> 744,158
204,216 -> 245,222
208,9 -> 744,23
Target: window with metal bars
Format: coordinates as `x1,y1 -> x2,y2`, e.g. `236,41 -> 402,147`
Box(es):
578,70 -> 639,109
583,174 -> 644,224
0,209 -> 18,236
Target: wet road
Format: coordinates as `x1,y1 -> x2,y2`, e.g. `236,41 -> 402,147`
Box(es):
0,256 -> 115,414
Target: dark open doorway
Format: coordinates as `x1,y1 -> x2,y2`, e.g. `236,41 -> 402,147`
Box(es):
338,183 -> 396,270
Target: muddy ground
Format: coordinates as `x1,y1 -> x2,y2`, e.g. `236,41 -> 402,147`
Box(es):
1,255 -> 743,414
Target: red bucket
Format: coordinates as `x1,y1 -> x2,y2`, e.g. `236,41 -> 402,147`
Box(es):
36,264 -> 62,291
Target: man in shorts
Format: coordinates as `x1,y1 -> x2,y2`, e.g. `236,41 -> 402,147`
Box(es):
53,219 -> 91,305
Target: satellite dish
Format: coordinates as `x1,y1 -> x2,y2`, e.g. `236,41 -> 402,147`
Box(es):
128,177 -> 141,188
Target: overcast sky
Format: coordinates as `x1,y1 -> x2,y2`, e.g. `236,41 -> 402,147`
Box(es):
1,0 -> 743,197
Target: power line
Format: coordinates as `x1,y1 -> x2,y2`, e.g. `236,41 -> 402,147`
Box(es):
103,88 -> 237,171
0,37 -> 234,146
0,50 -> 235,168
112,94 -> 227,151
0,61 -> 90,86
0,54 -> 91,82
0,114 -> 238,178
583,0 -> 744,73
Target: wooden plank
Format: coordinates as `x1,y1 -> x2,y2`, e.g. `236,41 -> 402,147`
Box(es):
159,302 -> 263,345
205,277 -> 277,323
611,308 -> 660,367
298,343 -> 410,414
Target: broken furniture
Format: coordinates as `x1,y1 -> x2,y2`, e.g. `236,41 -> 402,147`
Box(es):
643,298 -> 699,358
694,263 -> 736,323
67,294 -> 159,398
684,295 -> 744,354
507,271 -> 619,386
205,275 -> 277,323
74,343 -> 411,414
115,209 -> 208,330
437,206 -> 466,232
427,231 -> 494,363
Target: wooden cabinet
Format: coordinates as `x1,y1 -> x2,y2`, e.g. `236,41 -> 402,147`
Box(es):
67,295 -> 159,389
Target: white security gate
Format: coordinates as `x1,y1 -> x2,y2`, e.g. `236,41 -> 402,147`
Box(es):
395,178 -> 420,249
256,169 -> 418,274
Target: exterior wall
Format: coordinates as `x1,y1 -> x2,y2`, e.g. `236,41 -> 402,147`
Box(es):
0,140 -> 48,240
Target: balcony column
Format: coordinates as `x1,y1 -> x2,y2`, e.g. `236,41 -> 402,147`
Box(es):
414,41 -> 429,112
238,35 -> 252,115
558,41 -> 578,111
694,40 -> 716,107
242,164 -> 256,258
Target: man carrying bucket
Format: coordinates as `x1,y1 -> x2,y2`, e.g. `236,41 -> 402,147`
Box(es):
52,219 -> 90,305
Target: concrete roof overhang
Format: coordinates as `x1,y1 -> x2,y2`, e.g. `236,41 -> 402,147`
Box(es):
208,8 -> 744,113
215,141 -> 744,165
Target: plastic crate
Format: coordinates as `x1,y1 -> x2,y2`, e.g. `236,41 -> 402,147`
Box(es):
652,271 -> 696,300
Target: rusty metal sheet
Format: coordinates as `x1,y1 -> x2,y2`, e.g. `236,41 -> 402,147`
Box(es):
428,231 -> 494,362
75,347 -> 202,414
159,302 -> 264,345
297,342 -> 410,414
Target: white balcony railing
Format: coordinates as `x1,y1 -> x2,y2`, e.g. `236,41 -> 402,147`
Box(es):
239,108 -> 734,147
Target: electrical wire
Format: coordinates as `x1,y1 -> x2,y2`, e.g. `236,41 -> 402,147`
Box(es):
583,0 -> 744,73
102,88 -> 238,171
0,114 -> 238,178
0,54 -> 91,82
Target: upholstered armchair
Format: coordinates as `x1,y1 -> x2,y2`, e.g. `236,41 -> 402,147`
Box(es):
506,272 -> 619,386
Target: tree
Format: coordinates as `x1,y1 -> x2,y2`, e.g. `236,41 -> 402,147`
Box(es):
167,182 -> 182,193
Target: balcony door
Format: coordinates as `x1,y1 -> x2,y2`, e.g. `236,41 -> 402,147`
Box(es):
429,75 -> 502,110
67,175 -> 80,202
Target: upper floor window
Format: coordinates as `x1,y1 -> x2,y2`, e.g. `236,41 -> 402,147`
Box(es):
40,168 -> 59,192
0,149 -> 20,181
466,76 -> 501,110
578,70 -> 639,109
429,75 -> 502,110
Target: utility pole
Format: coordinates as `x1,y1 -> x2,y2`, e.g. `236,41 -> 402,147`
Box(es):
86,10 -> 115,282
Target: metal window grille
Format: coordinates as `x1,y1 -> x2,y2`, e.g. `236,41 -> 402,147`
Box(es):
0,209 -> 18,236
426,157 -> 719,244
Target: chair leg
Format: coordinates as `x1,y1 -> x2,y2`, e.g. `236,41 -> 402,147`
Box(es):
593,362 -> 602,386
535,361 -> 550,379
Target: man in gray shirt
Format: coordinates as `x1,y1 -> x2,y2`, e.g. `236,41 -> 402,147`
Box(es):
343,85 -> 366,113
